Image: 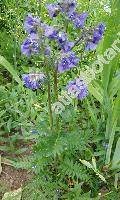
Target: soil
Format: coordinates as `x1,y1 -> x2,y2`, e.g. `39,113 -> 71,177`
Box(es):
0,164 -> 32,199
0,131 -> 35,199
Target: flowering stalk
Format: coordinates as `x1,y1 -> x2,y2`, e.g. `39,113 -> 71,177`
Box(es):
38,0 -> 41,15
53,68 -> 59,131
20,0 -> 105,130
46,70 -> 53,130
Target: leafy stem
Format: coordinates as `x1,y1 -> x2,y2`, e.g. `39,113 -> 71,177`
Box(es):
53,67 -> 59,132
47,70 -> 53,130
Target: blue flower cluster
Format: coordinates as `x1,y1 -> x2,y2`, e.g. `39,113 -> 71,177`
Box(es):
22,73 -> 45,90
21,14 -> 42,57
21,37 -> 39,57
47,0 -> 76,17
86,23 -> 105,50
46,0 -> 88,29
46,1 -> 105,51
24,14 -> 41,34
72,12 -> 88,29
67,78 -> 88,100
21,0 -> 105,98
57,32 -> 75,53
21,14 -> 57,57
44,24 -> 58,39
46,3 -> 60,18
21,13 -> 79,73
58,52 -> 80,73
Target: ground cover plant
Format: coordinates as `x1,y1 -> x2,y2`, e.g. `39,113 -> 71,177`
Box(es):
0,0 -> 120,199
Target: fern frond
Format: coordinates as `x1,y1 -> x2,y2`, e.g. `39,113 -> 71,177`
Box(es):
59,158 -> 90,181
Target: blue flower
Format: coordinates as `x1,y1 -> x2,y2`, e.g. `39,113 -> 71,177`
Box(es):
85,23 -> 105,50
57,32 -> 74,52
58,57 -> 70,73
46,1 -> 77,18
24,13 -> 41,34
68,11 -> 77,20
93,23 -> 105,44
69,52 -> 80,65
103,142 -> 109,149
31,130 -> 39,134
58,52 -> 80,73
59,0 -> 76,14
57,32 -> 67,44
45,45 -> 51,56
85,42 -> 98,51
22,73 -> 45,90
62,41 -> 74,52
67,78 -> 88,100
29,32 -> 39,40
22,74 -> 40,90
46,3 -> 60,18
73,12 -> 88,28
56,31 -> 74,52
44,25 -> 58,39
21,37 -> 39,57
98,23 -> 105,35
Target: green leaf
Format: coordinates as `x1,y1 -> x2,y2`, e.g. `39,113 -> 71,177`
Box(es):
108,74 -> 120,98
112,92 -> 120,125
89,84 -> 103,104
86,99 -> 97,127
0,55 -> 22,84
111,138 -> 120,170
92,157 -> 97,170
114,173 -> 119,189
0,110 -> 6,118
79,159 -> 93,169
96,172 -> 106,183
105,121 -> 117,164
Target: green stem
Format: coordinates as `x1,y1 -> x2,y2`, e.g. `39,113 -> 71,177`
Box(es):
13,0 -> 18,69
37,0 -> 41,15
47,71 -> 53,130
54,69 -> 59,131
13,36 -> 17,68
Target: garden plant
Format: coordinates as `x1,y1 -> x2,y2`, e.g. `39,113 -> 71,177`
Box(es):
0,0 -> 120,199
